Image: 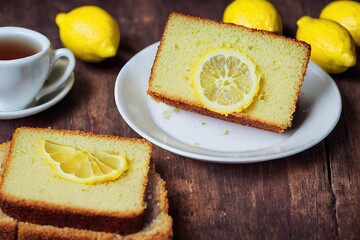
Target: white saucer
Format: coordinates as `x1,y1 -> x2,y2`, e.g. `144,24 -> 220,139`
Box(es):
114,42 -> 342,163
0,58 -> 75,120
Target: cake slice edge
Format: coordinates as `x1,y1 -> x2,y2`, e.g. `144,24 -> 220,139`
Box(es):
147,12 -> 311,133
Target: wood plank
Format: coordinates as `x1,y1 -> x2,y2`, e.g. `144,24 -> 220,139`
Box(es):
152,144 -> 336,239
327,54 -> 360,238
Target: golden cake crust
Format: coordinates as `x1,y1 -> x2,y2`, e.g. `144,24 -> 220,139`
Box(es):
0,127 -> 152,234
0,142 -> 17,240
149,92 -> 285,133
147,12 -> 311,133
1,197 -> 145,234
0,220 -> 17,240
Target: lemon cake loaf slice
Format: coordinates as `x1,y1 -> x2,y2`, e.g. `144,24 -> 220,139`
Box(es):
0,127 -> 152,234
0,141 -> 173,240
17,169 -> 173,240
0,142 -> 17,240
147,12 -> 311,133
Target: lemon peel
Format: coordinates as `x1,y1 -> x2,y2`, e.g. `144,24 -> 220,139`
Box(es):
55,6 -> 120,63
296,16 -> 356,74
192,48 -> 261,115
41,140 -> 128,185
320,0 -> 360,47
223,0 -> 282,34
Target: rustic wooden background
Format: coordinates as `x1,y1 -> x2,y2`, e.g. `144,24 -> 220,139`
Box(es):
1,0 -> 359,239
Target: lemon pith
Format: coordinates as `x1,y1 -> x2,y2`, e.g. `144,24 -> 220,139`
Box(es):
192,48 -> 261,115
42,140 -> 128,185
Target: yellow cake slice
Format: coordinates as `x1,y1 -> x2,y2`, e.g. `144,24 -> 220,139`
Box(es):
0,127 -> 152,234
0,142 -> 17,240
0,141 -> 173,239
147,12 -> 311,133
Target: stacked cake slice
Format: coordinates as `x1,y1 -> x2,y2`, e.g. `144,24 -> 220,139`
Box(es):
0,127 -> 173,239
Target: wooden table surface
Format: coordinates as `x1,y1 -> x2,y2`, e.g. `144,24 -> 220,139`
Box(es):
1,0 -> 359,239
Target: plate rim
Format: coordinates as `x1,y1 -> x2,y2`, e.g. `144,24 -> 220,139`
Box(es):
114,42 -> 342,163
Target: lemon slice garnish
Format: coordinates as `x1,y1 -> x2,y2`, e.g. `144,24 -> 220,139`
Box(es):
42,140 -> 128,185
192,48 -> 261,115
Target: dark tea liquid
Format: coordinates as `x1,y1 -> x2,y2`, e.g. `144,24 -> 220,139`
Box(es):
0,39 -> 40,60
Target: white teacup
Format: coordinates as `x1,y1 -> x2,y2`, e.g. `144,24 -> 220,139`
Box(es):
0,27 -> 75,111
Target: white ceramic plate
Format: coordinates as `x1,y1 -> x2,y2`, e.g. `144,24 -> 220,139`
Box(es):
114,42 -> 342,163
0,58 -> 74,120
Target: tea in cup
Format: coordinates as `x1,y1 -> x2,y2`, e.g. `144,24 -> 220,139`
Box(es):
0,27 -> 75,111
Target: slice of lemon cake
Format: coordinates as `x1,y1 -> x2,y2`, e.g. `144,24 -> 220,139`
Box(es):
0,127 -> 152,234
0,142 -> 17,240
17,169 -> 173,240
0,140 -> 173,239
147,12 -> 311,133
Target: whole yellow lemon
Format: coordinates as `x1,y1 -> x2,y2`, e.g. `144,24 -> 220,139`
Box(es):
56,6 -> 120,63
296,16 -> 356,74
320,0 -> 360,46
223,0 -> 282,34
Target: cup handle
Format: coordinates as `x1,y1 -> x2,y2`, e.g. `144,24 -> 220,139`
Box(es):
37,48 -> 75,100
